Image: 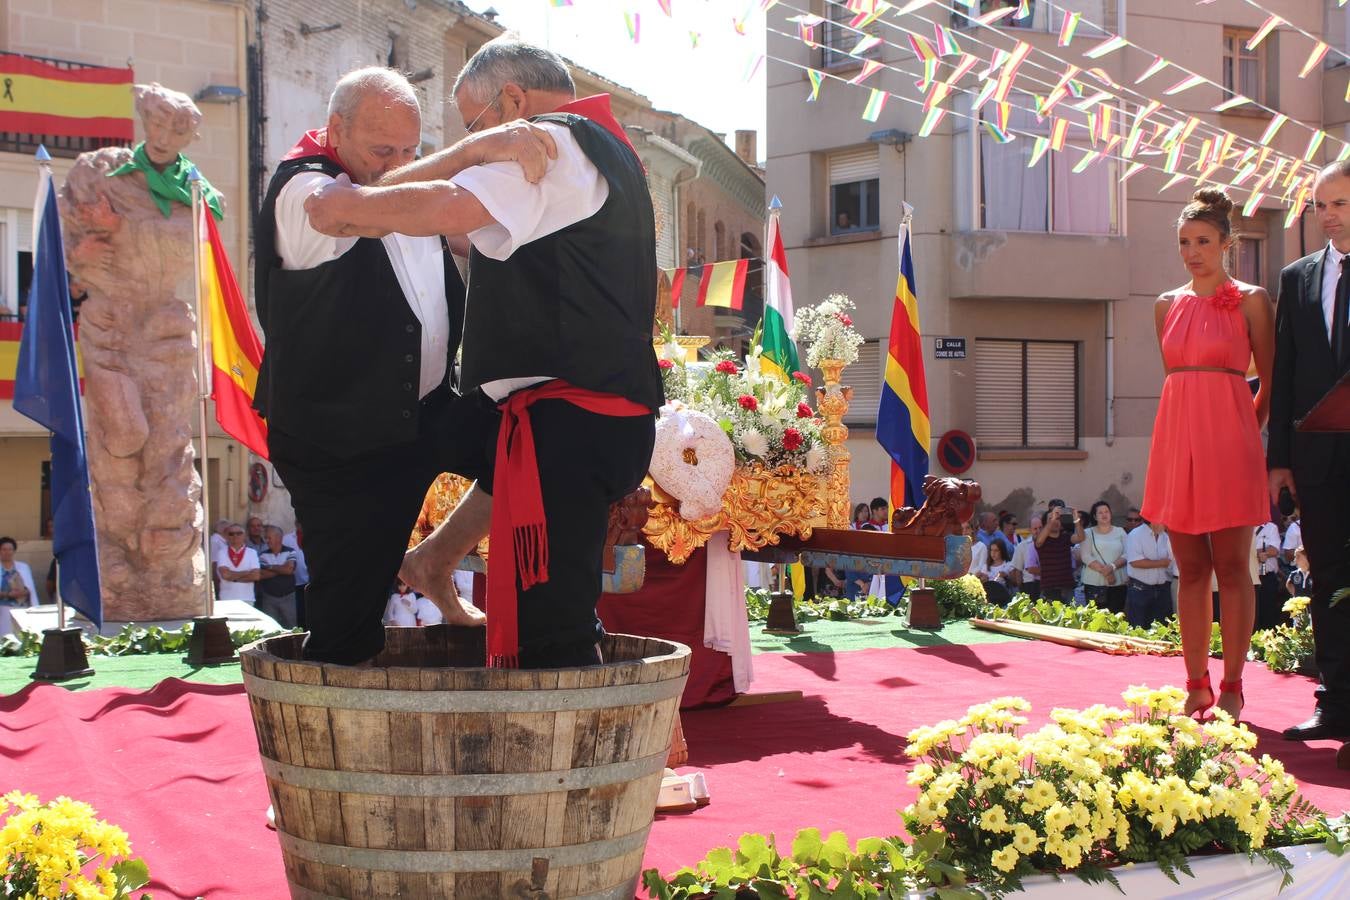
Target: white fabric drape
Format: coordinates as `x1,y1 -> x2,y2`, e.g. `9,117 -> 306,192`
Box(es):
704,533 -> 754,694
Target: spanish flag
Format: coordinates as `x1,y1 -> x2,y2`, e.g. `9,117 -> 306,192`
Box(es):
200,205 -> 268,458
696,258 -> 748,309
0,53 -> 133,140
876,211 -> 930,510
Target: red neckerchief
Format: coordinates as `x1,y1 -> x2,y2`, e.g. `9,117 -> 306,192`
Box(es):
282,128 -> 352,179
485,380 -> 651,668
227,546 -> 246,568
554,94 -> 641,163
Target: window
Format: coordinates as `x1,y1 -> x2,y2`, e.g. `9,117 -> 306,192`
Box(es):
840,339 -> 883,426
1230,212 -> 1269,291
976,339 -> 1079,449
955,1 -> 1037,30
714,221 -> 727,261
822,1 -> 881,68
977,101 -> 1119,235
828,147 -> 880,235
1222,29 -> 1264,104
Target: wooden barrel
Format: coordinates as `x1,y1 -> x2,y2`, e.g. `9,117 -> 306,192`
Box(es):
240,627 -> 690,899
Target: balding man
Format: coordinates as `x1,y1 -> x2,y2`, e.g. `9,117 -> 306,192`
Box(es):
253,67 -> 554,665
306,37 -> 662,669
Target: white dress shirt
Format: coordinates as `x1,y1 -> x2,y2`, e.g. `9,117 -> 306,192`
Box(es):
968,540 -> 989,579
450,122 -> 610,402
275,172 -> 450,399
1125,524 -> 1173,586
1283,519 -> 1303,553
1320,243 -> 1349,343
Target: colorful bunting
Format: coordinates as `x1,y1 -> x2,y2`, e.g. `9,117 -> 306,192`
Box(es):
1084,35 -> 1128,59
656,0 -> 672,15
862,87 -> 888,122
853,35 -> 883,56
1072,150 -> 1101,173
1242,191 -> 1265,217
1213,95 -> 1250,112
908,34 -> 937,62
975,6 -> 1016,25
1136,56 -> 1168,84
689,31 -> 701,48
1164,142 -> 1182,174
934,24 -> 961,57
1049,117 -> 1068,151
1015,0 -> 1031,20
743,53 -> 763,82
923,81 -> 950,113
1163,73 -> 1206,95
1299,42 -> 1330,79
1260,114 -> 1288,145
1304,130 -> 1326,162
1246,15 -> 1283,51
1160,173 -> 1189,192
1058,11 -> 1082,47
849,60 -> 884,84
917,105 -> 945,136
983,121 -> 1014,143
1120,162 -> 1147,183
806,68 -> 824,101
624,10 -> 640,42
943,53 -> 979,87
1286,187 -> 1310,229
1028,136 -> 1051,167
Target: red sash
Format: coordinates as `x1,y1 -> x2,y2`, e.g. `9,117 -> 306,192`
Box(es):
555,94 -> 642,164
486,380 -> 650,668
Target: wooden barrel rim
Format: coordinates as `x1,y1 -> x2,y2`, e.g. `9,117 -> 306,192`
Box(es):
286,881 -> 638,900
260,749 -> 669,796
277,824 -> 651,873
242,670 -> 685,711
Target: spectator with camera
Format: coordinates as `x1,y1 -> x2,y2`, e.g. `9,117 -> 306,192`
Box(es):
1035,499 -> 1084,602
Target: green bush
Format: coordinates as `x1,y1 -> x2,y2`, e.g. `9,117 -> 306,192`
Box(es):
0,621 -> 286,659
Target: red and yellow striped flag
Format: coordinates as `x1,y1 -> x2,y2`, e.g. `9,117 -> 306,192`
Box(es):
200,208 -> 268,458
696,259 -> 748,310
0,54 -> 133,139
0,321 -> 83,398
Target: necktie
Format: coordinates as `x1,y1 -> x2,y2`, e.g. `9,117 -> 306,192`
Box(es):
1336,255 -> 1350,368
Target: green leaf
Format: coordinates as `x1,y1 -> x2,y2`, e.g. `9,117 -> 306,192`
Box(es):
112,858 -> 152,892
701,847 -> 738,881
738,832 -> 776,873
821,830 -> 852,868
792,827 -> 824,865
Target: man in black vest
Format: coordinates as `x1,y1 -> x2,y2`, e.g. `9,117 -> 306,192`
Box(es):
254,67 -> 555,665
306,38 -> 662,669
1269,161 -> 1350,741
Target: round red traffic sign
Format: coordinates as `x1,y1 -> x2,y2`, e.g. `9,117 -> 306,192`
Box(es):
937,430 -> 975,475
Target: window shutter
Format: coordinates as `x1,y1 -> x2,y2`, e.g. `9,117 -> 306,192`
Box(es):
975,339 -> 1025,446
1025,343 -> 1077,448
840,339 -> 883,426
13,208 -> 32,253
829,147 -> 879,185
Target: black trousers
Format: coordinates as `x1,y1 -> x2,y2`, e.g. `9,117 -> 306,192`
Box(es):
270,389 -> 498,665
1255,572 -> 1285,632
1295,447 -> 1350,719
470,399 -> 656,665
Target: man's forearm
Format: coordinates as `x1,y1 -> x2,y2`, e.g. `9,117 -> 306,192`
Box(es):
377,139 -> 481,186
313,182 -> 492,238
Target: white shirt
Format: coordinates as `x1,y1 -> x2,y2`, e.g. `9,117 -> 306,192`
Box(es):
450,122 -> 610,402
1011,538 -> 1040,581
209,532 -> 227,563
987,560 -> 1015,584
1080,526 -> 1128,587
275,171 -> 450,399
1255,522 -> 1281,575
1125,524 -> 1173,586
282,532 -> 309,585
214,546 -> 260,603
1320,243 -> 1350,343
384,591 -> 444,627
1283,519 -> 1302,553
968,540 -> 988,579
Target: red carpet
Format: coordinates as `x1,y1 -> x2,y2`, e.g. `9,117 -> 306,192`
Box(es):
2,642 -> 1346,899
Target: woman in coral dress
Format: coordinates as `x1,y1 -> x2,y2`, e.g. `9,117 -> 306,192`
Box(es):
1142,187 -> 1274,722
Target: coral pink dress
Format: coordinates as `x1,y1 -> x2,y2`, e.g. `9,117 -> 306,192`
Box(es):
1141,281 -> 1267,535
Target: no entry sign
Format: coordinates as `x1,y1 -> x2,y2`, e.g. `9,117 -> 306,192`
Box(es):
937,430 -> 975,474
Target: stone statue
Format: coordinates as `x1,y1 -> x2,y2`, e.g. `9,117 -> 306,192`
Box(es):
59,83 -> 224,621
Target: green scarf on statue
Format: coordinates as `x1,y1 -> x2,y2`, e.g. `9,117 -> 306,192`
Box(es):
109,143 -> 225,220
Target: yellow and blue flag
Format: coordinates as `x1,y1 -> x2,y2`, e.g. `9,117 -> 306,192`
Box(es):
876,212 -> 931,510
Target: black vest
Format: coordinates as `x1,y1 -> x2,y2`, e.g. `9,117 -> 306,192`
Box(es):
254,156 -> 466,458
461,114 -> 663,411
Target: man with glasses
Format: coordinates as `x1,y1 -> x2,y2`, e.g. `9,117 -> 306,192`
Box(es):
1124,508 -> 1143,530
254,66 -> 556,665
306,37 -> 662,669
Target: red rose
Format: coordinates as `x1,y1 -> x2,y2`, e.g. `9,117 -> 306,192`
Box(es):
783,428 -> 803,451
738,394 -> 758,411
658,358 -> 675,370
792,371 -> 812,386
796,402 -> 813,418
715,360 -> 739,374
836,313 -> 853,327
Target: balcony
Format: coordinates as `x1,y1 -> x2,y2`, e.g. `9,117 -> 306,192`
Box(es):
0,53 -> 131,159
948,230 -> 1128,301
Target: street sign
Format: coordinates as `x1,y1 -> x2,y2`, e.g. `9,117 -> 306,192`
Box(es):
934,337 -> 966,359
937,430 -> 976,474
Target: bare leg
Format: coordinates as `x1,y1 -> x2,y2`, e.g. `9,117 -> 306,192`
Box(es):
1170,531 -> 1215,716
401,485 -> 491,626
1210,525 -> 1254,721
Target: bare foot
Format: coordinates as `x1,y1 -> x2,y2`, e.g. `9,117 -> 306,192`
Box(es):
400,544 -> 485,627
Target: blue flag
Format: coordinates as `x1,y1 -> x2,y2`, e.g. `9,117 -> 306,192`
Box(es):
13,171 -> 102,627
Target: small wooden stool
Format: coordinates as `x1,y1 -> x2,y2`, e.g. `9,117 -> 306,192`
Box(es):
667,712 -> 688,768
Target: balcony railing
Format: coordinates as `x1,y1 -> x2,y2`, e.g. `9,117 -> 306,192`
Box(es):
0,53 -> 132,159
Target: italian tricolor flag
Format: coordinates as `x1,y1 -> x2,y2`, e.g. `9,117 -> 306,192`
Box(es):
759,212 -> 800,382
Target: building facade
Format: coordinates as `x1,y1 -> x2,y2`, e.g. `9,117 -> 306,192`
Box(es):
767,0 -> 1343,520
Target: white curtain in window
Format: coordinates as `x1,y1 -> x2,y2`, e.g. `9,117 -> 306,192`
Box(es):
981,135 -> 1048,231
1051,152 -> 1112,235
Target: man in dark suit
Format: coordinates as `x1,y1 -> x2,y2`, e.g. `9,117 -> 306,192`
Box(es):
1269,161 -> 1350,741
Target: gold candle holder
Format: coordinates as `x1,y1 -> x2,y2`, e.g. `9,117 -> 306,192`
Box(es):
815,358 -> 853,529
